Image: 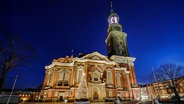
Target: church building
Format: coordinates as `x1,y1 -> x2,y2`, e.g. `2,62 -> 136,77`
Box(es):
40,4 -> 139,102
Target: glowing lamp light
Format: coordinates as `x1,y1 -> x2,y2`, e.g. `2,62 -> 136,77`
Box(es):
22,98 -> 28,101
64,100 -> 68,103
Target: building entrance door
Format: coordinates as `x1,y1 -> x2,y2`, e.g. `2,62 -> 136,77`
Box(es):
93,91 -> 99,100
59,96 -> 63,101
59,92 -> 64,101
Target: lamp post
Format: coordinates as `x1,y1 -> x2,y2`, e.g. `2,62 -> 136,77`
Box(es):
7,75 -> 18,104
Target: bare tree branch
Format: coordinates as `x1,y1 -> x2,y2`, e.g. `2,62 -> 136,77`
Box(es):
0,31 -> 35,94
154,63 -> 184,102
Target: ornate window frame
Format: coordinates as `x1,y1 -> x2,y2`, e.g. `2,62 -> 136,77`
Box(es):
107,69 -> 112,84
58,69 -> 71,86
77,66 -> 84,83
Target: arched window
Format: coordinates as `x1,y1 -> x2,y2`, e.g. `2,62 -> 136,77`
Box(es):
117,76 -> 121,87
58,69 -> 71,86
109,91 -> 112,97
58,70 -> 64,86
94,74 -> 98,81
64,70 -> 70,86
109,16 -> 119,25
92,70 -> 100,82
107,70 -> 112,84
77,66 -> 84,83
116,73 -> 122,87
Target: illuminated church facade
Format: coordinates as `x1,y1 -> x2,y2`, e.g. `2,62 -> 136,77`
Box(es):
40,5 -> 139,102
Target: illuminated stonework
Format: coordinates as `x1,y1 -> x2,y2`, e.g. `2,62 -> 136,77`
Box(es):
40,52 -> 139,101
40,5 -> 139,101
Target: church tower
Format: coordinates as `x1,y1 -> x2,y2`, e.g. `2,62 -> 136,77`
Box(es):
106,3 -> 129,58
106,3 -> 139,100
40,2 -> 139,102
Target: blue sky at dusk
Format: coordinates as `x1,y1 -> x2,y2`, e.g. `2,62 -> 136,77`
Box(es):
0,0 -> 184,89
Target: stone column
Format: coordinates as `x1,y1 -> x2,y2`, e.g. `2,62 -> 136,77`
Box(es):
128,63 -> 134,85
126,73 -> 131,90
131,65 -> 137,84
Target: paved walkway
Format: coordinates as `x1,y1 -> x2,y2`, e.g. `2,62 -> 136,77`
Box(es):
137,101 -> 152,104
19,101 -> 142,104
19,102 -> 113,104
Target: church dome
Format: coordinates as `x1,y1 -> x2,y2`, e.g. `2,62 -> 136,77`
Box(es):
108,11 -> 120,25
108,11 -> 119,20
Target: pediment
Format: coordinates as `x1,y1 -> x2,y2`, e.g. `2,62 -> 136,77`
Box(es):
81,52 -> 111,63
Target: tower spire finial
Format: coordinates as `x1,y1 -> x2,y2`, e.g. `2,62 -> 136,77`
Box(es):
110,1 -> 113,12
71,49 -> 74,58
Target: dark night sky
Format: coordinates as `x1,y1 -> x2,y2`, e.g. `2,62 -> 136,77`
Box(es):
1,0 -> 184,89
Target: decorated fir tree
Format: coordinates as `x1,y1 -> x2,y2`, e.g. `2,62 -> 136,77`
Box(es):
76,73 -> 88,99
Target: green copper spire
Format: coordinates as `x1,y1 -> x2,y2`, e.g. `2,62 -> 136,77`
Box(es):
106,2 -> 129,57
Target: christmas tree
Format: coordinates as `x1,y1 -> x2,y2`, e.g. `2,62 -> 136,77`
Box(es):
76,73 -> 88,99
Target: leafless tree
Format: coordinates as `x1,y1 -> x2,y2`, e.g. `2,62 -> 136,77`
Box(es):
0,31 -> 35,94
154,63 -> 184,102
